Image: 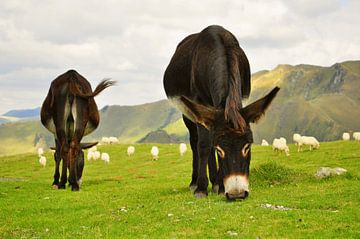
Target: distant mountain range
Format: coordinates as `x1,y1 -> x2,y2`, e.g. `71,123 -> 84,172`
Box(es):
0,60 -> 359,156
3,107 -> 41,118
0,107 -> 40,126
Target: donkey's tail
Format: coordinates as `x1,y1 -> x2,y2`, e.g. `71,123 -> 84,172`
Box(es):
69,78 -> 116,98
222,32 -> 251,132
90,79 -> 116,97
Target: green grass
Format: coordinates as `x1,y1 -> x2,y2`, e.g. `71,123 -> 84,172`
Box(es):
0,141 -> 359,238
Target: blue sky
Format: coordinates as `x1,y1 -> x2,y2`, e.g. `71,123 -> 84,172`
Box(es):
0,0 -> 359,114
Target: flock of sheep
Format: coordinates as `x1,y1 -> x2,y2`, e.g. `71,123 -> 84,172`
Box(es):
87,143 -> 188,162
263,131 -> 360,156
126,143 -> 188,160
36,132 -> 359,166
101,136 -> 119,144
342,132 -> 360,141
35,142 -> 188,166
87,145 -> 110,163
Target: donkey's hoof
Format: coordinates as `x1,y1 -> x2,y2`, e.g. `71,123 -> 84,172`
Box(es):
194,191 -> 207,199
58,184 -> 66,189
52,185 -> 59,190
212,184 -> 219,193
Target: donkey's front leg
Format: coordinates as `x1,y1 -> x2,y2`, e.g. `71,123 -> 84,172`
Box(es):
208,148 -> 219,193
194,125 -> 212,198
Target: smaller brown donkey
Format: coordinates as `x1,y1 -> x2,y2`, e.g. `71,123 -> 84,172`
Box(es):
41,70 -> 115,191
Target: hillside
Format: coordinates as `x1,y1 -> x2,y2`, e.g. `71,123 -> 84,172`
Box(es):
247,60 -> 360,143
0,116 -> 20,125
0,60 -> 359,155
84,100 -> 182,143
0,100 -> 182,155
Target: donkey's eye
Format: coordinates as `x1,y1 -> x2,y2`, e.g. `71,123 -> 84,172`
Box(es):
215,145 -> 225,158
241,143 -> 251,158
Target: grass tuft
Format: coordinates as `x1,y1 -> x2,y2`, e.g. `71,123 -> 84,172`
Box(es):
251,162 -> 301,187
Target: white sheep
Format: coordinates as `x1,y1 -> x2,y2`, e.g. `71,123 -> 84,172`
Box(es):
272,138 -> 290,156
127,146 -> 135,156
93,151 -> 101,160
101,137 -> 110,144
37,147 -> 44,157
151,146 -> 159,160
109,136 -> 119,144
298,136 -> 320,151
342,132 -> 350,141
88,145 -> 97,152
293,133 -> 302,145
101,152 -> 110,163
179,143 -> 187,156
39,156 -> 47,167
353,132 -> 360,141
279,137 -> 287,144
261,139 -> 269,146
87,151 -> 95,161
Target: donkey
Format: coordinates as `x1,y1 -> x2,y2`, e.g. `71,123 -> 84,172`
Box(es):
41,69 -> 115,191
163,25 -> 279,200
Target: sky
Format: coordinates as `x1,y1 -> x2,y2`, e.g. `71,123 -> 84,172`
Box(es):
0,0 -> 359,114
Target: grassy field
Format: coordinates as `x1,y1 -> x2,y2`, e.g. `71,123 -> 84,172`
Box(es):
0,141 -> 359,238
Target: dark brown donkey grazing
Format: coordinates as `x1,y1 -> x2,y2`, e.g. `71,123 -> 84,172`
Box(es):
41,70 -> 115,191
164,25 -> 279,200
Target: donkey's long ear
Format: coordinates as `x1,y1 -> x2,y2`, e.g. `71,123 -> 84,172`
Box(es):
174,96 -> 217,129
241,87 -> 280,123
80,142 -> 98,149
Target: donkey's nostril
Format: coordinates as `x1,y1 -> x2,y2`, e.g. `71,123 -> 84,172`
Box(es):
226,191 -> 249,200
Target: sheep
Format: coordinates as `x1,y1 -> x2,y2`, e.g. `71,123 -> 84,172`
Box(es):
37,147 -> 44,157
293,133 -> 302,145
261,139 -> 269,146
127,146 -> 135,156
109,136 -> 119,144
39,156 -> 47,167
101,137 -> 110,144
179,143 -> 187,156
272,138 -> 290,156
151,146 -> 159,160
87,151 -> 95,161
279,137 -> 287,144
101,136 -> 118,144
353,132 -> 360,141
88,145 -> 97,152
101,152 -> 110,163
93,151 -> 101,160
298,136 -> 320,151
87,146 -> 98,160
342,132 -> 350,141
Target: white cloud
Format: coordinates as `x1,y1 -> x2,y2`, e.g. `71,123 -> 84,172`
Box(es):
0,0 -> 359,114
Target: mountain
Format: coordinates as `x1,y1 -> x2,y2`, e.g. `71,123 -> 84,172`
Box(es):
3,107 -> 41,119
83,100 -> 182,143
246,60 -> 360,143
0,60 -> 359,156
138,130 -> 181,144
